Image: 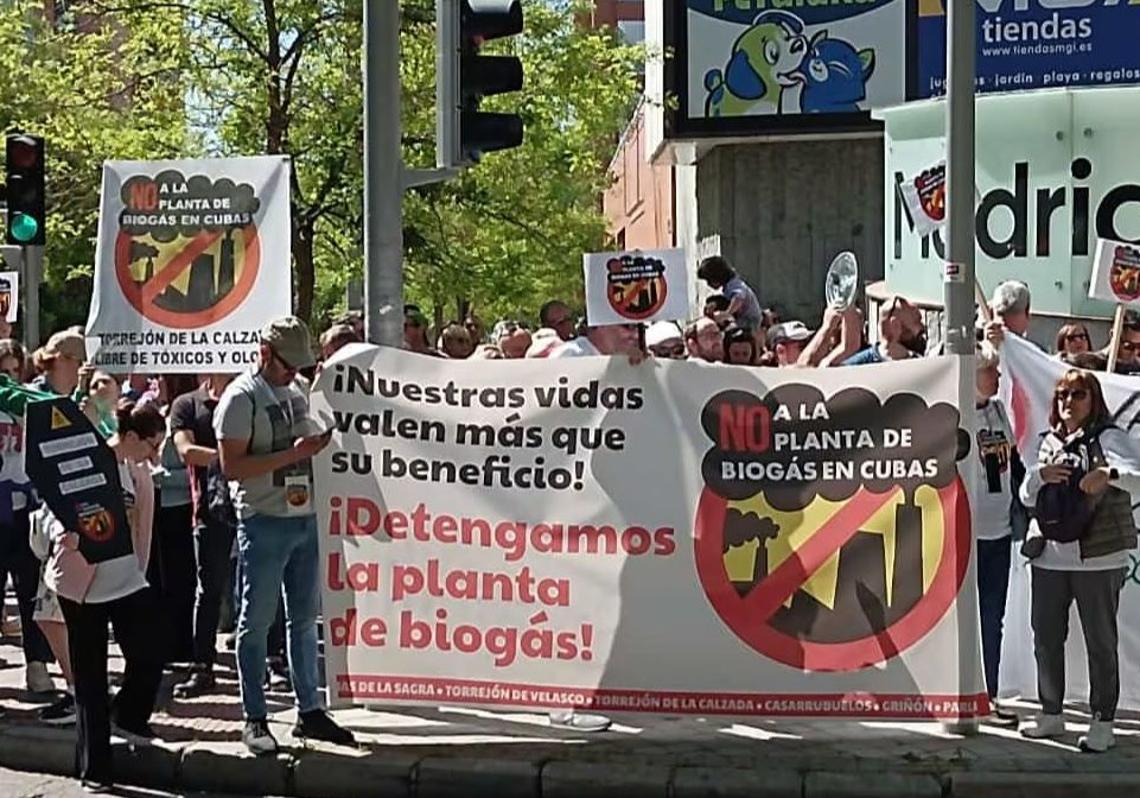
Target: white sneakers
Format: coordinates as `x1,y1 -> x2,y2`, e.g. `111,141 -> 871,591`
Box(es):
1020,714 -> 1116,753
1079,720 -> 1116,753
548,710 -> 611,733
25,661 -> 56,695
1019,714 -> 1065,739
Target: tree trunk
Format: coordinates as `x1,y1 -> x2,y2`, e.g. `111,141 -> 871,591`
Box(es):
294,216 -> 315,322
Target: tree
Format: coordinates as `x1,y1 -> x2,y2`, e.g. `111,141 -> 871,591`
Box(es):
398,0 -> 643,329
91,0 -> 364,323
0,0 -> 191,338
8,0 -> 642,335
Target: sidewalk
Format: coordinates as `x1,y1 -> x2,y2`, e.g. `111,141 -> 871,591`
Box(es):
2,637 -> 1140,797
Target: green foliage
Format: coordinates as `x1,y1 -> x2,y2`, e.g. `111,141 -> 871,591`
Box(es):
4,0 -> 641,337
399,0 -> 643,327
0,0 -> 192,339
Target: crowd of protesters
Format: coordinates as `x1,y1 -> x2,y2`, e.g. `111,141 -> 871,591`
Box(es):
0,257 -> 1138,791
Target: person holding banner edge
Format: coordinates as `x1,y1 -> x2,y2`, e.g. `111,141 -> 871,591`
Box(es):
973,343 -> 1026,725
1018,369 -> 1139,752
215,317 -> 354,755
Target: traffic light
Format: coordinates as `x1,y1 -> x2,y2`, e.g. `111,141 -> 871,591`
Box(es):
4,133 -> 46,246
438,0 -> 524,167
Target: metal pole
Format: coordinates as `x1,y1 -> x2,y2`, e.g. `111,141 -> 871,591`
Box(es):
944,0 -> 980,736
363,0 -> 404,347
944,0 -> 975,355
436,0 -> 458,170
22,245 -> 41,348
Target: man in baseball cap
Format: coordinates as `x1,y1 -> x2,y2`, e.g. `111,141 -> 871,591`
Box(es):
769,321 -> 814,367
214,316 -> 353,755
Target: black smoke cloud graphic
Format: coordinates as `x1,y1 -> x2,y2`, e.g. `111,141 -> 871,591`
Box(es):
119,170 -> 261,243
700,385 -> 962,512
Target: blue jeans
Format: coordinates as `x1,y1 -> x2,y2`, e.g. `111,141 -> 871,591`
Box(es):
236,514 -> 322,720
976,535 -> 1012,699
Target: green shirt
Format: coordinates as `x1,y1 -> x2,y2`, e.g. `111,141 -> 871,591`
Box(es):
0,375 -> 115,439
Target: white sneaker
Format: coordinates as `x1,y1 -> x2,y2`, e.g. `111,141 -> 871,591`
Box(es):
1079,720 -> 1115,753
1020,714 -> 1065,739
548,710 -> 611,733
25,661 -> 56,695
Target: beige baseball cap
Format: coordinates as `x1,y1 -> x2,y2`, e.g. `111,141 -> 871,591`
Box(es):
260,316 -> 315,369
42,327 -> 87,362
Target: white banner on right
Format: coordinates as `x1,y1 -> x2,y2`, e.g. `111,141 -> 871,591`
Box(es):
1000,335 -> 1140,711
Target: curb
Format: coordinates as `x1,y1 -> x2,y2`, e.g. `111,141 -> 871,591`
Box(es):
4,721 -> 1140,797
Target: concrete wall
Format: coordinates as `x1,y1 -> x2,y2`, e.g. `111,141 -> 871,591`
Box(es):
604,108 -> 675,253
695,137 -> 884,326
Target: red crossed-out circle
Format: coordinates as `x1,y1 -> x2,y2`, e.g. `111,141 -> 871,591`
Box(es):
694,479 -> 970,672
114,225 -> 261,329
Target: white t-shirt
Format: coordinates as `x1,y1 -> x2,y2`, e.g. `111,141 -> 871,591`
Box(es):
974,399 -> 1015,541
549,337 -> 601,358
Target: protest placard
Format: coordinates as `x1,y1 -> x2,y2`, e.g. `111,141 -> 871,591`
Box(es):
311,348 -> 986,720
25,398 -> 130,565
898,160 -> 946,239
0,271 -> 17,323
583,249 -> 689,326
85,156 -> 292,373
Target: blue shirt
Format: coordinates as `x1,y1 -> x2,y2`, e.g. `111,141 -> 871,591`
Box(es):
723,276 -> 762,330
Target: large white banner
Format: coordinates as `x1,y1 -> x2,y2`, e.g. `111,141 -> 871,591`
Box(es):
85,156 -> 291,374
312,347 -> 986,719
1000,336 -> 1140,711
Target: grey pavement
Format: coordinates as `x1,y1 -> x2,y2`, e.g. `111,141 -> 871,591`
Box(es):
3,634 -> 1140,796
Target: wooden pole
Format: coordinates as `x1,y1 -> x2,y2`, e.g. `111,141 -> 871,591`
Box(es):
1107,303 -> 1126,374
975,279 -> 993,323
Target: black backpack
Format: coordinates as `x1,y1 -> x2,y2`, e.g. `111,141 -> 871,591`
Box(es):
1034,429 -> 1101,543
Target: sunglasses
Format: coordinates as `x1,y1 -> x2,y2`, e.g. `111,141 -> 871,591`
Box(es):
1056,388 -> 1089,402
1121,341 -> 1138,352
1066,333 -> 1089,342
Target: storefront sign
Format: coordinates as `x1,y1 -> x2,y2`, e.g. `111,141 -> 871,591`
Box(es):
668,0 -> 907,137
880,87 -> 1140,318
916,0 -> 1140,100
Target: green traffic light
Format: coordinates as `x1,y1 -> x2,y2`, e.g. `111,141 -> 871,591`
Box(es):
9,212 -> 39,243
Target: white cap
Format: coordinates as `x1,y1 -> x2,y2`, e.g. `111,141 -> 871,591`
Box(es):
770,320 -> 814,344
645,321 -> 683,348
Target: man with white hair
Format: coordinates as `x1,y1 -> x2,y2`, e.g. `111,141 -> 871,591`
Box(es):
987,281 -> 1031,346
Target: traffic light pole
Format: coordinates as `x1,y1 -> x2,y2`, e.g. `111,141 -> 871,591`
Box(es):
22,244 -> 41,348
362,0 -> 404,348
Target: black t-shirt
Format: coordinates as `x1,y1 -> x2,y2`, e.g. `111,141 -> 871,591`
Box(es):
170,385 -> 219,524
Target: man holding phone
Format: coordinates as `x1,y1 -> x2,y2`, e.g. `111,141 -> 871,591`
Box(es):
214,317 -> 352,755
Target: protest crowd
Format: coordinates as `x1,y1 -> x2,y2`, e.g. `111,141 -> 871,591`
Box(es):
1,254 -> 1138,792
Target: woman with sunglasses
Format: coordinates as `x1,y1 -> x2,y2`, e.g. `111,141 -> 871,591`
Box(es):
1054,323 -> 1091,359
1018,369 -> 1139,752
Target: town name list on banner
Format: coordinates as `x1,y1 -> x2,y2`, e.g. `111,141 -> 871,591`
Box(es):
85,156 -> 292,374
311,347 -> 986,720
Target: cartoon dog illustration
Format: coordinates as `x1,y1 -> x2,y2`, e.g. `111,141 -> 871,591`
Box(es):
704,11 -> 808,117
789,31 -> 875,114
